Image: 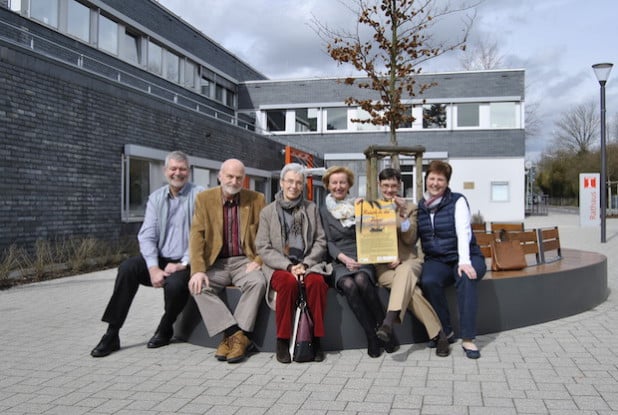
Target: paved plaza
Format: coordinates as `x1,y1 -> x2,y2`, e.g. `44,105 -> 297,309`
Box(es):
1,211 -> 617,414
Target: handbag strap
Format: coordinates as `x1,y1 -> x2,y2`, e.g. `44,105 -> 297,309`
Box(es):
297,279 -> 308,307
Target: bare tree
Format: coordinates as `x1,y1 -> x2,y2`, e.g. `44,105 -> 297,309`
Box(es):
457,37 -> 540,141
551,101 -> 599,154
312,0 -> 479,168
524,99 -> 542,140
458,38 -> 504,70
609,111 -> 618,143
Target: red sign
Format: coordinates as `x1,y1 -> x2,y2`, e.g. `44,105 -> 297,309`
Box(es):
583,177 -> 597,188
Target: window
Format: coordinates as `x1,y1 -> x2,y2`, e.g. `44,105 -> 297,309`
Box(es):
295,108 -> 318,132
423,104 -> 446,129
164,49 -> 180,83
121,30 -> 140,64
491,181 -> 509,202
490,102 -> 516,128
98,14 -> 118,55
30,0 -> 58,27
399,105 -> 414,129
147,40 -> 162,75
266,109 -> 286,132
200,69 -> 213,97
457,103 -> 479,127
214,85 -> 223,102
225,88 -> 235,107
184,60 -> 196,88
355,108 -> 382,131
326,107 -> 348,131
122,157 -> 165,221
10,0 -> 22,12
67,0 -> 90,42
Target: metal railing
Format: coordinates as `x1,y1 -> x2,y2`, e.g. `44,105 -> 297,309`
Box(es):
0,17 -> 257,131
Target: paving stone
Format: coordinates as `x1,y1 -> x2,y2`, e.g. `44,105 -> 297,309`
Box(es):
1,213 -> 617,414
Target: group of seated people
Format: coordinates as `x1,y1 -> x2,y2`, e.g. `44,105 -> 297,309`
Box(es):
90,150 -> 487,364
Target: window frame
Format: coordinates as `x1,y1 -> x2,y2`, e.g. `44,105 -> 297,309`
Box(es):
325,107 -> 349,131
97,12 -> 119,55
490,181 -> 510,202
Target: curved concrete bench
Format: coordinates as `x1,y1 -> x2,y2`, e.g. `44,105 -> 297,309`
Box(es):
174,248 -> 608,352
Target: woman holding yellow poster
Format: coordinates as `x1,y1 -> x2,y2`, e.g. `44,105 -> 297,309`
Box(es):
320,166 -> 392,357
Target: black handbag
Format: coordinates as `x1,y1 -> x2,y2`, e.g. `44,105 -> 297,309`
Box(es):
291,280 -> 315,362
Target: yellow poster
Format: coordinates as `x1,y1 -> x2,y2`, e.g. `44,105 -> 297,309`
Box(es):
355,200 -> 398,263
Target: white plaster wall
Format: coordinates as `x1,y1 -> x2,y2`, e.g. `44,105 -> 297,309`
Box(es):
447,158 -> 525,223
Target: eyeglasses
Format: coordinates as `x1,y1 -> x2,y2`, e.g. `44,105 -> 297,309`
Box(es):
379,183 -> 400,190
282,179 -> 304,187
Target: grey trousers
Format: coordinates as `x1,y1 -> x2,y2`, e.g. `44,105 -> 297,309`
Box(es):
193,256 -> 266,336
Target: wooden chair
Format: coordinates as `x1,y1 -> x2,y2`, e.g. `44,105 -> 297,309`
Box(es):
473,231 -> 495,259
537,226 -> 562,263
490,222 -> 525,232
509,229 -> 541,265
471,222 -> 487,233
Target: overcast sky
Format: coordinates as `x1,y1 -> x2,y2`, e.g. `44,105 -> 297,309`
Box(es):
158,0 -> 617,160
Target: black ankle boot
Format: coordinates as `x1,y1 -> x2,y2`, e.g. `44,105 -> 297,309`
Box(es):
313,337 -> 325,362
276,338 -> 291,364
367,335 -> 382,358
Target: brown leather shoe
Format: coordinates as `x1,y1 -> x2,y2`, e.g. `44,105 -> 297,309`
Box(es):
226,330 -> 253,363
215,334 -> 230,361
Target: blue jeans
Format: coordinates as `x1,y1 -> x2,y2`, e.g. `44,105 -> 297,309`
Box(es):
420,255 -> 486,340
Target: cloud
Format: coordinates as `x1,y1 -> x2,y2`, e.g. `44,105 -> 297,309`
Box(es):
158,0 -> 617,158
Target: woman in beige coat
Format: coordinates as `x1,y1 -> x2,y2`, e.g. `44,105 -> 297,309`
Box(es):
255,163 -> 331,364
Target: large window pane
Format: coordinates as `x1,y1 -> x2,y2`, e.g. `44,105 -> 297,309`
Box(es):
200,77 -> 211,97
147,41 -> 162,75
121,30 -> 140,64
184,60 -> 196,88
215,84 -> 225,102
355,108 -> 381,131
423,104 -> 446,129
266,109 -> 286,132
67,0 -> 90,42
490,102 -> 516,128
326,107 -> 348,131
98,14 -> 118,54
10,0 -> 22,12
225,88 -> 235,107
31,0 -> 58,27
295,108 -> 318,132
399,106 -> 414,129
164,49 -> 180,83
457,103 -> 479,127
127,158 -> 150,217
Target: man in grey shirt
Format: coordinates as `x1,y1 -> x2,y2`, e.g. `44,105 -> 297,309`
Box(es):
91,150 -> 204,357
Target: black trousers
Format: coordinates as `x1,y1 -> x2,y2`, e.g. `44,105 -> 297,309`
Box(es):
101,255 -> 190,335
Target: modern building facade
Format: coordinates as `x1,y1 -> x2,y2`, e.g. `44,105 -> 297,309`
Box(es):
1,0 -> 526,258
240,70 -> 527,221
0,0 -> 287,254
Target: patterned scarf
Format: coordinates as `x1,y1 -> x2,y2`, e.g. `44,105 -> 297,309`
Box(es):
423,190 -> 445,213
325,193 -> 356,228
275,190 -> 305,263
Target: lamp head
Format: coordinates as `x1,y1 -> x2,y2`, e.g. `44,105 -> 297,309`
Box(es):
592,63 -> 613,84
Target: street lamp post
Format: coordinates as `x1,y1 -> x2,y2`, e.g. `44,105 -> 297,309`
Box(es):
592,63 -> 613,243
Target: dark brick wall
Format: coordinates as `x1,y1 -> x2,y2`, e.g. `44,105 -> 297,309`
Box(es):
0,8 -> 235,119
0,41 -> 285,255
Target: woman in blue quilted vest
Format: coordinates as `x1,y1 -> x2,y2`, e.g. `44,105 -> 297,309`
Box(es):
417,160 -> 487,359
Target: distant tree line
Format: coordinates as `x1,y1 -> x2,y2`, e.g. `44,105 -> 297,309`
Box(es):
535,103 -> 618,204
